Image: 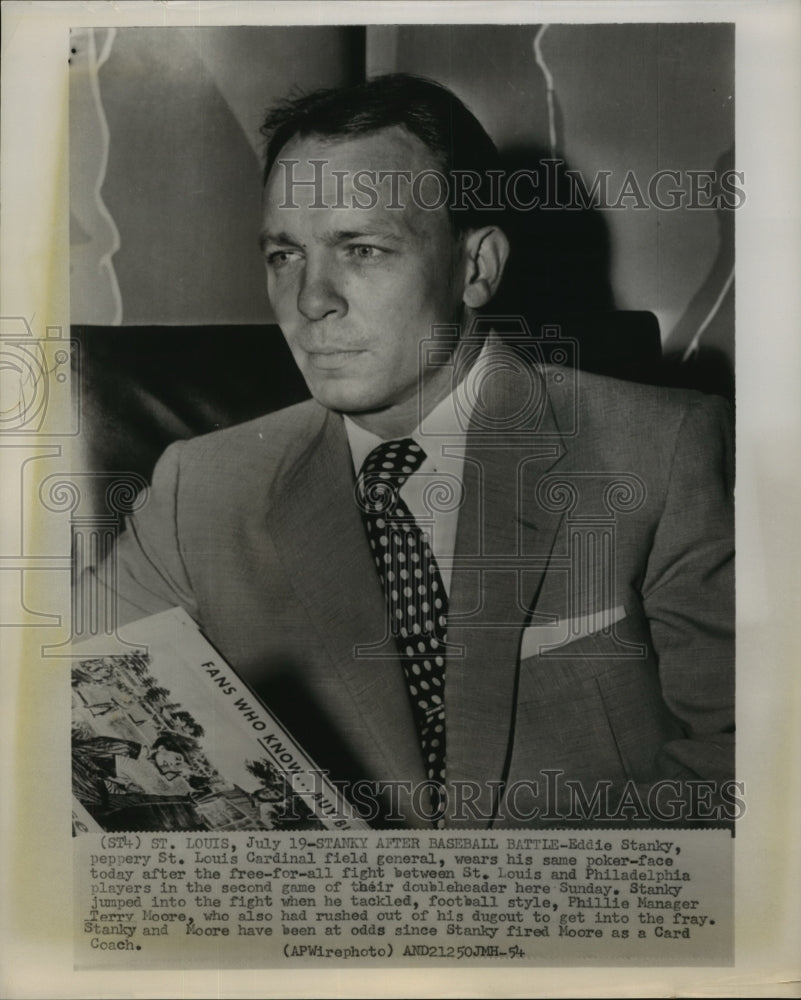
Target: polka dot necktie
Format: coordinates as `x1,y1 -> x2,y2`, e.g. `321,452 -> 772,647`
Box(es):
356,438 -> 447,825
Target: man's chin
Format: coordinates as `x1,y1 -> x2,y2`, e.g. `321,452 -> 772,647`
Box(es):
298,363 -> 369,404
310,387 -> 389,416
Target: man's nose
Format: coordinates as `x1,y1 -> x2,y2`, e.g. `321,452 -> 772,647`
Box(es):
297,260 -> 346,321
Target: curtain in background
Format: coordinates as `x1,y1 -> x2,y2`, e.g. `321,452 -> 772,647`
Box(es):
69,24 -> 734,369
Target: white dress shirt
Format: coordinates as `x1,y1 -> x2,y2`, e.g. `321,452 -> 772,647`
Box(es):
344,340 -> 491,597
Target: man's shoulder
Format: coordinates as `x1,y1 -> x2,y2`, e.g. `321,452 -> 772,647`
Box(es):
179,397 -> 324,464
545,363 -> 731,428
540,364 -> 733,477
161,397 -> 330,499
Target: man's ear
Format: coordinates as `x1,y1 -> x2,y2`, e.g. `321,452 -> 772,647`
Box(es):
461,226 -> 510,310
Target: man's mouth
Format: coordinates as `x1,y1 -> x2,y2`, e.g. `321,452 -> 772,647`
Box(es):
306,349 -> 365,371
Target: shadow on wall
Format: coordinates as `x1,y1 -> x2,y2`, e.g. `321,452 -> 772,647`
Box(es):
496,146 -> 616,322
493,146 -> 734,405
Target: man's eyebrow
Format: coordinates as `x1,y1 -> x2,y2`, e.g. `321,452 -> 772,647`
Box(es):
258,230 -> 300,252
322,228 -> 406,246
259,227 -> 408,253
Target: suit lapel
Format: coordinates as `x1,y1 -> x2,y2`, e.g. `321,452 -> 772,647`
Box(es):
268,409 -> 427,800
446,356 -> 568,826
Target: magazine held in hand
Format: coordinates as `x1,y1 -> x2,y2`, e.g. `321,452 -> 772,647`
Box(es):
70,608 -> 368,833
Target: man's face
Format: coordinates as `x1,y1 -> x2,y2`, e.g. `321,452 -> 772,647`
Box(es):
261,127 -> 469,431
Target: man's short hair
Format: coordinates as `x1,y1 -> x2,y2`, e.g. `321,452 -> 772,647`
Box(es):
260,73 -> 504,234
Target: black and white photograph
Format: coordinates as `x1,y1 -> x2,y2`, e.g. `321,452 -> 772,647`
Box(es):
72,21 -> 737,831
1,1 -> 799,997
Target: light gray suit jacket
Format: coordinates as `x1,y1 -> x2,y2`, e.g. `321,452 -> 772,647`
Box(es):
103,354 -> 734,828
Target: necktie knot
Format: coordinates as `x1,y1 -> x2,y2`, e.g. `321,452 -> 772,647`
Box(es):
356,438 -> 426,516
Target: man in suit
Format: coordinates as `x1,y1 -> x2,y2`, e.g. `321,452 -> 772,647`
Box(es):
98,75 -> 735,829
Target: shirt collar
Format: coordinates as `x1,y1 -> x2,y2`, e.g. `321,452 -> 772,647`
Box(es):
343,337 -> 493,475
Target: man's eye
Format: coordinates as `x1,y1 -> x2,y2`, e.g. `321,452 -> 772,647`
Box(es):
266,250 -> 301,268
348,244 -> 384,260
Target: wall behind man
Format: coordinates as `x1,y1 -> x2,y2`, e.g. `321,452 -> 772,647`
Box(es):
70,23 -> 734,370
70,25 -> 364,327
